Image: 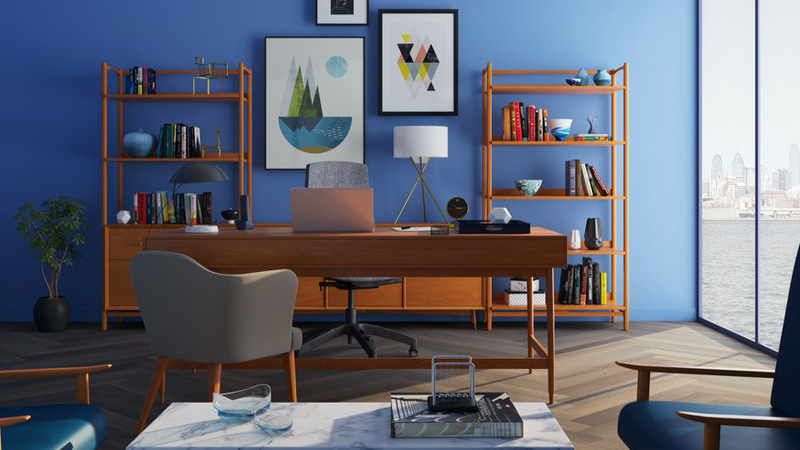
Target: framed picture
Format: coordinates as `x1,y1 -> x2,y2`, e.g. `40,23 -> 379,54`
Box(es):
265,37 -> 364,170
378,9 -> 458,116
317,0 -> 369,26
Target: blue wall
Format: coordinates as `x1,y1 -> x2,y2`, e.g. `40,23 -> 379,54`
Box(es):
0,0 -> 697,322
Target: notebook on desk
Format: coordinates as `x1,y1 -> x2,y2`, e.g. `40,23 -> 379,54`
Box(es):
290,188 -> 375,232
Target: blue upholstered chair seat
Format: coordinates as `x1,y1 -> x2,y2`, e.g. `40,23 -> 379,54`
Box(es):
0,404 -> 108,450
618,401 -> 800,450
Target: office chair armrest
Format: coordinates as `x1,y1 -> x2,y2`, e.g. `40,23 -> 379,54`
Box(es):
0,364 -> 111,404
674,411 -> 800,450
615,361 -> 774,401
0,415 -> 30,429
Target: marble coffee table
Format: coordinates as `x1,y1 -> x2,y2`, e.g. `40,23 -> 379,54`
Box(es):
127,402 -> 573,449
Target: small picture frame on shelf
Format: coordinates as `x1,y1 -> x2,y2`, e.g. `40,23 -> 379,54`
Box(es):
378,9 -> 458,116
317,0 -> 369,26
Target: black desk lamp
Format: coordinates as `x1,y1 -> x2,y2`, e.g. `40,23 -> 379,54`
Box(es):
169,163 -> 229,233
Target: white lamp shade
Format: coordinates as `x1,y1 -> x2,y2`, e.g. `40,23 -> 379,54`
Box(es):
393,126 -> 448,158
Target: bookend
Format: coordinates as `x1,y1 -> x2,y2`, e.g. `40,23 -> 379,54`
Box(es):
235,194 -> 254,230
427,355 -> 479,413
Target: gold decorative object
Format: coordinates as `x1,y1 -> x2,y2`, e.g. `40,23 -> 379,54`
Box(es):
201,130 -> 222,157
192,56 -> 229,94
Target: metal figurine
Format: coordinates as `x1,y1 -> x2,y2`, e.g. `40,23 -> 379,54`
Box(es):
192,56 -> 229,94
201,130 -> 222,157
587,116 -> 598,134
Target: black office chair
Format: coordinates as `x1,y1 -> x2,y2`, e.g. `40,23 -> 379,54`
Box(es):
296,161 -> 419,358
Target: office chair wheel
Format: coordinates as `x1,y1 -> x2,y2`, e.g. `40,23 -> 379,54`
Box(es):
409,347 -> 419,357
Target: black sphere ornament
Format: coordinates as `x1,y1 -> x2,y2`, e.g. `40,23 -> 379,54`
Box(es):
584,218 -> 603,250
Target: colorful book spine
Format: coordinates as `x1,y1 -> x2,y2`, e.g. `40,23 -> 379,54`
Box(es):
589,166 -> 611,196
600,272 -> 608,305
501,106 -> 511,141
513,102 -> 522,141
542,108 -> 550,141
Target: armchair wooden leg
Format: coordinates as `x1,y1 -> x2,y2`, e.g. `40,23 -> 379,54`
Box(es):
76,372 -> 90,404
136,356 -> 169,435
703,423 -> 721,450
637,370 -> 651,401
283,351 -> 297,402
471,311 -> 477,330
159,375 -> 166,404
208,363 -> 222,402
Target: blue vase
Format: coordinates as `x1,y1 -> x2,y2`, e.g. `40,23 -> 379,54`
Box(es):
123,129 -> 157,158
575,68 -> 589,86
593,69 -> 611,86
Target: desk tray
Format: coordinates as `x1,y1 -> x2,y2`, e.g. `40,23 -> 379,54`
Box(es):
456,220 -> 530,234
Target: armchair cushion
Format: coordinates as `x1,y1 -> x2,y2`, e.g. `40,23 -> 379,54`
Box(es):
290,326 -> 303,352
618,401 -> 800,450
0,404 -> 107,450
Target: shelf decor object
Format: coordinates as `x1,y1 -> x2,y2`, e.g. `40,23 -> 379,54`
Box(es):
192,57 -> 229,94
100,61 -> 253,330
317,0 -> 369,25
123,129 -> 157,158
265,37 -> 364,169
393,125 -> 449,223
584,218 -> 603,250
481,62 -> 629,330
378,9 -> 458,115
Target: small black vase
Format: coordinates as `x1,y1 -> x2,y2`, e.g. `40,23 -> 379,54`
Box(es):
584,218 -> 603,250
33,296 -> 70,332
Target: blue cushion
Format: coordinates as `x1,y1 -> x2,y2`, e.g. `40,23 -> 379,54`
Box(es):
618,401 -> 800,450
0,404 -> 107,450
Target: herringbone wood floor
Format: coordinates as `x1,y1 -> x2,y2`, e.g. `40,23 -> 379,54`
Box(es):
0,320 -> 776,449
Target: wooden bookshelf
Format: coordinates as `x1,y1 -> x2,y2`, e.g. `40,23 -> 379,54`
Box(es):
481,63 -> 630,330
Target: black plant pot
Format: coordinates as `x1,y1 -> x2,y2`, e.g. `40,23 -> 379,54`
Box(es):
33,296 -> 70,332
584,218 -> 603,250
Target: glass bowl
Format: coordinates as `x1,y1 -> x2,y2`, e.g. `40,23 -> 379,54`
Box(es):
212,384 -> 271,421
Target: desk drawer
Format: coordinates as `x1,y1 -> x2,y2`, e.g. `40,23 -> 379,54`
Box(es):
406,277 -> 482,308
296,277 -> 324,308
108,259 -> 138,308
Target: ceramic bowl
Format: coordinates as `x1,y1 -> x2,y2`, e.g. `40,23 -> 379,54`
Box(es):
565,78 -> 582,86
220,208 -> 238,221
212,384 -> 271,421
514,179 -> 542,196
549,118 -> 572,141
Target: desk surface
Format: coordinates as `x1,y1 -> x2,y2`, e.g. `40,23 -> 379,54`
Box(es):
143,227 -> 567,278
128,402 -> 574,449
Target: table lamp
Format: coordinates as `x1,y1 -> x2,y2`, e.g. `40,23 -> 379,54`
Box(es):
169,163 -> 229,232
393,126 -> 449,223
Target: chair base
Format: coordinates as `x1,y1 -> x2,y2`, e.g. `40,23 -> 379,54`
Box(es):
297,322 -> 418,358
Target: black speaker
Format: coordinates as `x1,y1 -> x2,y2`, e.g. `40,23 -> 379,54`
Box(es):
235,194 -> 254,230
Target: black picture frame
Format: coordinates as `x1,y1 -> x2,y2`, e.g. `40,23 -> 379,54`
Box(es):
378,9 -> 458,116
316,0 -> 369,26
264,36 -> 365,170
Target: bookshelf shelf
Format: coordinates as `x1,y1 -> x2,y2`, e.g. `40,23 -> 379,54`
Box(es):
482,62 -> 629,330
100,62 -> 253,331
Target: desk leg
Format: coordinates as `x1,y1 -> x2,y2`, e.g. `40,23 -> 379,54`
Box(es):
527,276 -> 534,374
547,268 -> 555,404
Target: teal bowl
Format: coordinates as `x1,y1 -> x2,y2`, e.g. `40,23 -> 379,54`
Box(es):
514,179 -> 542,196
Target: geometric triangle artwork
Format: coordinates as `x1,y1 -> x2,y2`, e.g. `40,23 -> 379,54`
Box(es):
396,33 -> 440,98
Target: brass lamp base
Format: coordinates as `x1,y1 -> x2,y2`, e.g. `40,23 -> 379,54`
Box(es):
394,157 -> 449,224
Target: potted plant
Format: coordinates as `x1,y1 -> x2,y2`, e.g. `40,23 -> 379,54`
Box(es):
15,196 -> 87,332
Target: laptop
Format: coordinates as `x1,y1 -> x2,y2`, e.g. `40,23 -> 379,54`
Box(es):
290,188 -> 375,232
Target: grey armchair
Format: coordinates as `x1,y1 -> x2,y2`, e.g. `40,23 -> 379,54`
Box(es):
131,251 -> 301,434
297,161 -> 419,358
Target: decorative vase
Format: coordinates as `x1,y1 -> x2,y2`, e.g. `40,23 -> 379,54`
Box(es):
584,218 -> 603,250
575,68 -> 589,86
593,69 -> 611,86
549,118 -> 572,141
569,230 -> 581,250
123,129 -> 157,158
33,296 -> 70,332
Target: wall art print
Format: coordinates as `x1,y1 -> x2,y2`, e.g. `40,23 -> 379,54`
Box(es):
379,9 -> 458,116
317,0 -> 369,25
265,37 -> 364,169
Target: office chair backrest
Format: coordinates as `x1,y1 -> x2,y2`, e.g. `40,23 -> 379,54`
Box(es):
771,244 -> 800,416
305,161 -> 369,188
131,251 -> 298,364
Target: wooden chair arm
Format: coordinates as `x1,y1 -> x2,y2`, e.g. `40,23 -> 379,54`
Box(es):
675,411 -> 800,450
0,364 -> 111,379
0,415 -> 30,429
615,361 -> 774,401
0,364 -> 111,404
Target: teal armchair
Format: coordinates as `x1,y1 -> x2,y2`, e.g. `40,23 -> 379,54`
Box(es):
616,246 -> 800,450
0,364 -> 110,450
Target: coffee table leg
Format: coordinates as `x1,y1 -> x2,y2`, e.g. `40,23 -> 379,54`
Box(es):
547,268 -> 555,404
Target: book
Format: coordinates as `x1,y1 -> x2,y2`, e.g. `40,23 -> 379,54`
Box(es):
583,257 -> 594,305
580,163 -> 594,196
536,107 -> 544,141
509,104 -> 517,141
390,392 -> 523,438
593,262 -> 601,305
518,102 -> 527,140
512,102 -> 522,141
571,264 -> 580,304
579,263 -> 587,304
600,271 -> 608,305
503,289 -> 545,306
574,134 -> 608,141
501,106 -> 511,141
527,105 -> 536,142
557,268 -> 568,304
510,277 -> 539,292
589,166 -> 611,196
542,108 -> 550,141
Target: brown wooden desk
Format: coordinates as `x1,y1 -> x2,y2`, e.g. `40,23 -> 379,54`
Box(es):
143,226 -> 567,402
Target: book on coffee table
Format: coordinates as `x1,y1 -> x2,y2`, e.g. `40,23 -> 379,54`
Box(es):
390,392 -> 523,438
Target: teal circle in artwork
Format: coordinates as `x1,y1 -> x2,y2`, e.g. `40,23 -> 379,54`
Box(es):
326,56 -> 348,78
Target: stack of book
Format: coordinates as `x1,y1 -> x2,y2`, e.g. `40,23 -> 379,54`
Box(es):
155,124 -> 202,158
565,159 -> 611,196
500,102 -> 550,142
558,257 -> 607,305
390,392 -> 523,438
572,133 -> 609,141
132,191 -> 212,225
124,66 -> 156,95
503,277 -> 544,306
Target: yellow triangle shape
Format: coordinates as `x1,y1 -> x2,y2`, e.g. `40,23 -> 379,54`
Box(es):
402,34 -> 410,43
397,61 -> 410,80
418,63 -> 428,79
